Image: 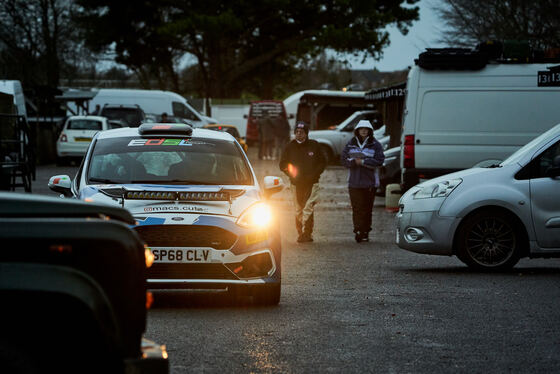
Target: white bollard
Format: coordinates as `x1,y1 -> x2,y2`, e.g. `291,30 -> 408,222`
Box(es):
385,184 -> 401,212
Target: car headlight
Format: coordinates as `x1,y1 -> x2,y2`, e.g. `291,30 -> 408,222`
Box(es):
414,178 -> 462,199
237,203 -> 273,228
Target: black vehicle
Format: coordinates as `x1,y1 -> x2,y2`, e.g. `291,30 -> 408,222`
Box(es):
100,104 -> 146,127
0,192 -> 168,374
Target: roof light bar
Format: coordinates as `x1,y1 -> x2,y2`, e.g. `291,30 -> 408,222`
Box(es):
138,123 -> 193,137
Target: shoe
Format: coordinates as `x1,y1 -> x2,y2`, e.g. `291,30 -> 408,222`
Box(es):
355,232 -> 362,243
361,232 -> 370,242
298,233 -> 313,243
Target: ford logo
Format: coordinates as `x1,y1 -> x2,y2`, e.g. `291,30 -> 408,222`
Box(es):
171,217 -> 184,221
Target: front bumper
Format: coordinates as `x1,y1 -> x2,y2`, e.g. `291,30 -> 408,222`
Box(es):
146,248 -> 279,290
135,219 -> 281,291
56,142 -> 89,157
395,208 -> 459,256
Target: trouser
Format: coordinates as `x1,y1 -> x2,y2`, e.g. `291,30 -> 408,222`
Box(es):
349,187 -> 376,234
259,138 -> 274,159
292,183 -> 320,236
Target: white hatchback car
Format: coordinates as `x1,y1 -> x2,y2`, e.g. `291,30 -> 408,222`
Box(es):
56,115 -> 126,164
396,123 -> 560,271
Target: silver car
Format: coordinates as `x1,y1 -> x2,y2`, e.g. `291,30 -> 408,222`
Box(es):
396,123 -> 560,271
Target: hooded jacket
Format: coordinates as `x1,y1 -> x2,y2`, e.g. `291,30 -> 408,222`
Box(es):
341,135 -> 385,188
279,138 -> 326,186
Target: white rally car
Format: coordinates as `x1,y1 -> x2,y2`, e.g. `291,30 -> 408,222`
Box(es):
49,123 -> 285,304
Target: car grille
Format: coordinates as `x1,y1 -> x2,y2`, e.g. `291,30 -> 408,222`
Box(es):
134,225 -> 237,250
148,263 -> 237,280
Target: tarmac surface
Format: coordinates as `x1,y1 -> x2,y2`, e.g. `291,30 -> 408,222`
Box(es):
31,148 -> 560,373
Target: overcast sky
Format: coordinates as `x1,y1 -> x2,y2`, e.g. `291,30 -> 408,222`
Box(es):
346,0 -> 447,71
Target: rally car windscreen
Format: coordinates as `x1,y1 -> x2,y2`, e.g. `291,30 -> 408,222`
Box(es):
87,137 -> 253,185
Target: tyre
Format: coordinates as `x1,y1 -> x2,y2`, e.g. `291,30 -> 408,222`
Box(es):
252,283 -> 281,306
456,210 -> 522,271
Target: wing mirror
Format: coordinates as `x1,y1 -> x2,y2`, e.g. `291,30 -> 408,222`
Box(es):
48,175 -> 73,197
263,176 -> 285,198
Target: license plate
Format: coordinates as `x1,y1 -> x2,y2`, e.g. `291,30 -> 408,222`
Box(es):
74,137 -> 92,142
151,248 -> 211,263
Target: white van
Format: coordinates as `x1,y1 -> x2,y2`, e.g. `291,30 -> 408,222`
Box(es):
400,61 -> 560,191
90,89 -> 216,127
0,80 -> 27,118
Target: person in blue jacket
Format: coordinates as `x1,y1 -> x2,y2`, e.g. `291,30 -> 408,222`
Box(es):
341,120 -> 385,243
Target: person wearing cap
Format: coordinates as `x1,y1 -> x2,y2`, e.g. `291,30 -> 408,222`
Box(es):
341,120 -> 385,243
279,121 -> 326,243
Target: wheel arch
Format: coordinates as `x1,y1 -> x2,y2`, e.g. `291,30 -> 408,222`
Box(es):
452,205 -> 530,258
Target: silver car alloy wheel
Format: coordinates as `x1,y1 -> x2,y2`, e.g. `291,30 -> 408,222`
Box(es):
465,216 -> 516,268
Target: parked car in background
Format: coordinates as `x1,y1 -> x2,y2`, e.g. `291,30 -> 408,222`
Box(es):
244,100 -> 291,146
307,110 -> 387,163
0,192 -> 168,373
90,89 -> 217,128
203,123 -> 248,153
100,104 -> 146,127
396,123 -> 560,271
56,115 -> 127,165
49,123 -> 285,305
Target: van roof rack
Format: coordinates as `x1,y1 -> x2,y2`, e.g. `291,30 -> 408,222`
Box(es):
416,41 -> 560,70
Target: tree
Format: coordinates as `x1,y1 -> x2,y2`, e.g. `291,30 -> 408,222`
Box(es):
75,0 -> 185,91
0,0 -> 93,88
435,0 -> 560,50
76,0 -> 419,99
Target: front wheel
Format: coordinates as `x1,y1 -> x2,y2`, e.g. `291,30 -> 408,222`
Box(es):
456,210 -> 522,271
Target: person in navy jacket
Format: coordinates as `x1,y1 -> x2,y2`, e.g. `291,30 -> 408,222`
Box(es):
341,120 -> 385,243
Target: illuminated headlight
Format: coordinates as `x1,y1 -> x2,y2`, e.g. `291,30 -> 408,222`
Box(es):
414,178 -> 462,199
237,203 -> 272,228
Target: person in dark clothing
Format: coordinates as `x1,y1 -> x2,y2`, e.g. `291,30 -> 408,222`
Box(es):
341,120 -> 385,243
279,121 -> 326,242
160,112 -> 172,123
258,109 -> 275,160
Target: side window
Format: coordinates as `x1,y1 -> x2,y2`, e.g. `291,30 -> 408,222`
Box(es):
172,102 -> 199,121
109,121 -> 123,129
342,116 -> 362,132
534,140 -> 560,178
